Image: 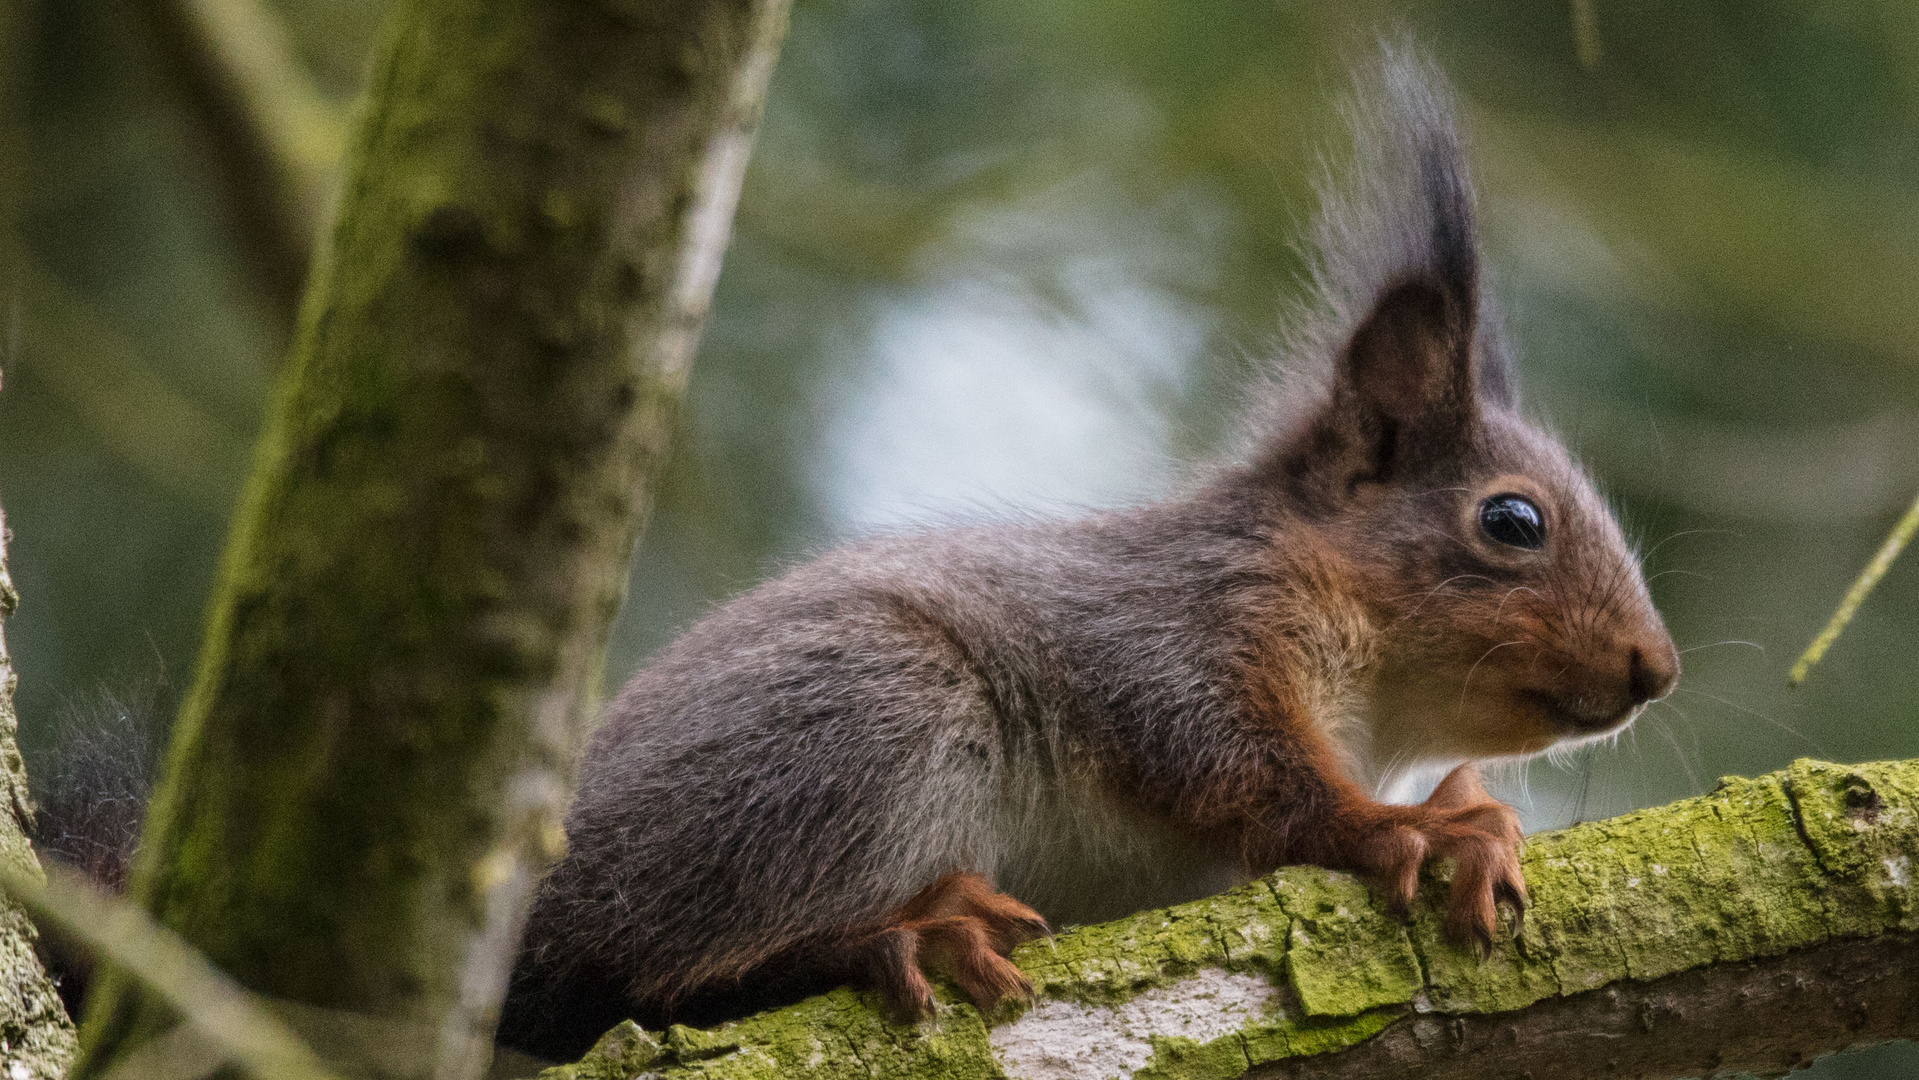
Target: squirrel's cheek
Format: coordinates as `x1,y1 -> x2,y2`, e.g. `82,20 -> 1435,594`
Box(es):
1446,703 -> 1559,758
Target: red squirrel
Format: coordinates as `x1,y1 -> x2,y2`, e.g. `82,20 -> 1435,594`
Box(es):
497,46 -> 1679,1058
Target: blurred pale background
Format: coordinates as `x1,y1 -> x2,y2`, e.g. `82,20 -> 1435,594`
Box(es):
5,1 -> 1918,1074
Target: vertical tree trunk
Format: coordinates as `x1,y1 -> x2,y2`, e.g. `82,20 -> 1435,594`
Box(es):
0,0 -> 82,1068
72,0 -> 790,1076
0,513 -> 81,1079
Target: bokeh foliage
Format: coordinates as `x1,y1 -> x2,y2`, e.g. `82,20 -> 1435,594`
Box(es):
4,1 -> 1919,1073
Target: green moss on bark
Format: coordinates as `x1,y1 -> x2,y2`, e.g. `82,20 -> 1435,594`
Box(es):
537,1021 -> 662,1080
538,989 -> 1001,1080
1020,878 -> 1287,1009
561,757 -> 1919,1080
73,0 -> 791,1076
1416,770 -> 1834,1013
1786,758 -> 1919,936
0,511 -> 81,1079
1270,869 -> 1419,1017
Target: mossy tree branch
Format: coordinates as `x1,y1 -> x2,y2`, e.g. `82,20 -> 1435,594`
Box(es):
71,0 -> 791,1076
542,757 -> 1919,1080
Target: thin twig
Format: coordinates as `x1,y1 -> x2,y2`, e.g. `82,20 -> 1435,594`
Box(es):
0,860 -> 343,1080
139,0 -> 347,322
1570,0 -> 1602,69
1789,485 -> 1919,685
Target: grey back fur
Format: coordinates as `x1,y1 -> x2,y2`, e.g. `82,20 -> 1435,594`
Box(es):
507,505 -> 1286,1047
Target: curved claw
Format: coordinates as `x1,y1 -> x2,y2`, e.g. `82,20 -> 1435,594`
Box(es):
1354,764 -> 1528,952
865,872 -> 1049,1022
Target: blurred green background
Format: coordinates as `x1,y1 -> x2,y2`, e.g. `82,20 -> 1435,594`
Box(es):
4,0 -> 1918,1072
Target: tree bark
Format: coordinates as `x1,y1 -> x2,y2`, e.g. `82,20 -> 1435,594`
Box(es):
538,758 -> 1919,1080
1251,932 -> 1919,1080
0,516 -> 82,1080
0,2 -> 86,1072
71,0 -> 790,1076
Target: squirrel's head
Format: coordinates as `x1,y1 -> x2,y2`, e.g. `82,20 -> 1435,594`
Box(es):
1248,46 -> 1678,768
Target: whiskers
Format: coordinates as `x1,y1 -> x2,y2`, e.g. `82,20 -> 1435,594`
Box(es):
1677,639 -> 1763,657
1524,652 -> 1828,833
1385,573 -> 1499,621
1547,742 -> 1599,826
1453,639 -> 1530,723
1638,528 -> 1736,565
1535,704 -> 1647,828
1636,699 -> 1703,793
1668,685 -> 1826,758
1644,568 -> 1710,586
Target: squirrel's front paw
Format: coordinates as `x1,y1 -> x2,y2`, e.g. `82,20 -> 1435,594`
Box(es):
1363,763 -> 1526,953
861,872 -> 1051,1022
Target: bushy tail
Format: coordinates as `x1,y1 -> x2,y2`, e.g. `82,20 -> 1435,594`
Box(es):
26,685 -> 160,1015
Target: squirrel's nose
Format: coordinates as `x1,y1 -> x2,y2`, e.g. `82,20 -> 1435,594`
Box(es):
1627,642 -> 1680,706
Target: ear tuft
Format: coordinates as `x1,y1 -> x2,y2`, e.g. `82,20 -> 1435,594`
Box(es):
1244,40 -> 1511,502
1333,41 -> 1479,354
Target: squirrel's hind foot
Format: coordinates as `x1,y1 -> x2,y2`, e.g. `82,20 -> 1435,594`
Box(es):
858,872 -> 1051,1022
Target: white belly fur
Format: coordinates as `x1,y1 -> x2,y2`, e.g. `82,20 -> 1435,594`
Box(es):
987,759 -> 1245,928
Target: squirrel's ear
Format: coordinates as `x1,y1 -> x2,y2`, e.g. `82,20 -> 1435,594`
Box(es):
1268,43 -> 1494,505
1278,269 -> 1478,503
1341,272 -> 1474,431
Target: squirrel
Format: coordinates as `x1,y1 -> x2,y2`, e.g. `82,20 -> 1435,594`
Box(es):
495,45 -> 1679,1060
21,45 -> 1678,1064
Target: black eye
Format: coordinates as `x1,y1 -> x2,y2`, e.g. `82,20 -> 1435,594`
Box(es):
1478,494 -> 1545,550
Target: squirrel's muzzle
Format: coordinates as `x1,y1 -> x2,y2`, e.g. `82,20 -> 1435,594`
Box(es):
1535,630 -> 1679,736
1627,642 -> 1679,706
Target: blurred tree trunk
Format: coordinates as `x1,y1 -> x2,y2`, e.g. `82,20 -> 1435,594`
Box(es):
71,0 -> 790,1076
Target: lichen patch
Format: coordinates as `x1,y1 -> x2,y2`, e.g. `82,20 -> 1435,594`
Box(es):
989,968 -> 1278,1080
